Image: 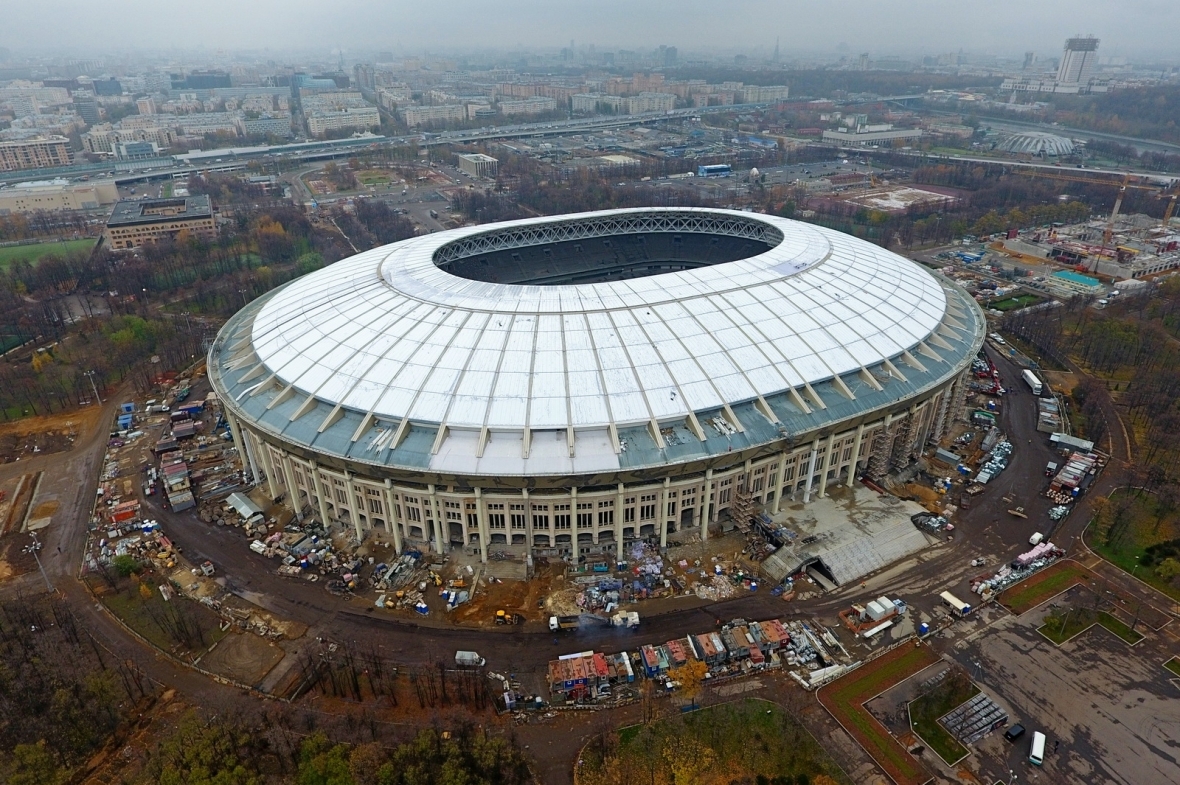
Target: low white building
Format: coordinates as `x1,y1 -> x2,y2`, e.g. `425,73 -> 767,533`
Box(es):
307,107 -> 380,137
822,127 -> 923,147
498,97 -> 557,116
399,104 -> 467,127
456,153 -> 498,179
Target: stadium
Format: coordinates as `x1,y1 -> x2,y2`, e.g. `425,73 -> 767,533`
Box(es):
208,208 -> 985,564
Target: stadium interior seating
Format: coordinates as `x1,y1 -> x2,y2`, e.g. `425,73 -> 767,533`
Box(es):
437,232 -> 775,285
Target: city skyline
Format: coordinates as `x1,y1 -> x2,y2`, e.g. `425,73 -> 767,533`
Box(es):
3,0 -> 1179,61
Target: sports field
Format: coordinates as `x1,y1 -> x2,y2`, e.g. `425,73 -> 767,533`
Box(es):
0,239 -> 97,269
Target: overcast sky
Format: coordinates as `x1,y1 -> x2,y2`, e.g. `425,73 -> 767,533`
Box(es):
5,0 -> 1178,60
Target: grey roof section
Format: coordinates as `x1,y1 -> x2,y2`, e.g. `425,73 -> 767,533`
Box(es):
996,132 -> 1075,157
106,194 -> 212,226
209,209 -> 985,481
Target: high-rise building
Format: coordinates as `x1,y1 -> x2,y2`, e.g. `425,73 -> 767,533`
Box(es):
92,78 -> 122,96
136,96 -> 156,115
1057,37 -> 1099,84
73,91 -> 99,125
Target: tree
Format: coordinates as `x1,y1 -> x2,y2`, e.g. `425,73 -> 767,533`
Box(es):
112,554 -> 139,577
297,734 -> 354,785
668,659 -> 708,708
1155,557 -> 1180,582
1154,485 -> 1178,533
662,734 -> 716,785
0,742 -> 67,785
142,711 -> 261,785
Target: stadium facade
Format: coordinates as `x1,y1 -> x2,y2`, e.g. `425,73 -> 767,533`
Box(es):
209,208 -> 985,562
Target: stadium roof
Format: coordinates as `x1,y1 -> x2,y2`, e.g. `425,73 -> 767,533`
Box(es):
996,131 -> 1076,157
214,208 -> 982,477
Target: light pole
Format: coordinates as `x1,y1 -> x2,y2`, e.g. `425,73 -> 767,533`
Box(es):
83,369 -> 101,404
24,532 -> 54,593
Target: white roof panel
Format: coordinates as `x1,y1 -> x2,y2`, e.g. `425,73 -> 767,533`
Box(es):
248,208 -> 949,432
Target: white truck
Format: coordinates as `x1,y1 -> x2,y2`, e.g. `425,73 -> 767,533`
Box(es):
455,650 -> 485,667
1021,369 -> 1043,396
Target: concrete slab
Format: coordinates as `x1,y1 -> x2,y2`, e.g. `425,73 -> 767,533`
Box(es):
761,484 -> 939,585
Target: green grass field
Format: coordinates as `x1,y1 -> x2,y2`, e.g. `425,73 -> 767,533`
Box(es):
988,293 -> 1045,312
1086,490 -> 1180,602
1165,657 -> 1180,677
1039,605 -> 1144,646
0,238 -> 97,269
818,644 -> 938,785
999,561 -> 1094,614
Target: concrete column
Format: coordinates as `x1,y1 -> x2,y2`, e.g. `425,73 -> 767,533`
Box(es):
279,453 -> 303,522
256,440 -> 280,501
802,440 -> 819,503
570,486 -> 579,564
343,471 -> 362,541
848,423 -> 865,484
226,413 -> 254,484
819,432 -> 836,498
241,426 -> 262,487
699,469 -> 713,541
614,482 -> 625,563
522,487 -> 531,553
383,479 -> 402,553
773,452 -> 788,513
309,461 -> 330,527
475,487 -> 488,563
427,484 -> 444,555
659,477 -> 670,549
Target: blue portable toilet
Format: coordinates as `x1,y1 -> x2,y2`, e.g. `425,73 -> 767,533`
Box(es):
919,622 -> 930,636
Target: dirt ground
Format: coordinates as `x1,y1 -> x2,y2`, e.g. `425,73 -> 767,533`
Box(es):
0,471 -> 42,579
450,563 -> 563,626
0,405 -> 104,463
0,472 -> 37,534
1040,370 -> 1078,395
197,631 -> 286,685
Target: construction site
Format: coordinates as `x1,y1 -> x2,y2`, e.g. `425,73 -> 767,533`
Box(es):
989,167 -> 1179,286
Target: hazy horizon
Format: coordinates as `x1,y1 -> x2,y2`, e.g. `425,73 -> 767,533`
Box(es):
4,0 -> 1179,62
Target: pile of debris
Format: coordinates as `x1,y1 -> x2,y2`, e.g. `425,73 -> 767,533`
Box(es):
974,439 -> 1013,485
1048,505 -> 1071,521
969,542 -> 1064,599
912,511 -> 954,533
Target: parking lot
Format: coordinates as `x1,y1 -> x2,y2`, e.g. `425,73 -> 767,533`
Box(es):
943,589 -> 1180,784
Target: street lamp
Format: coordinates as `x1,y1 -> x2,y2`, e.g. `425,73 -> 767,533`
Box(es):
23,532 -> 54,593
83,369 -> 101,404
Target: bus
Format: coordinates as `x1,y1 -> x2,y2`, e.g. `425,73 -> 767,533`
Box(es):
1029,731 -> 1046,765
939,591 -> 972,617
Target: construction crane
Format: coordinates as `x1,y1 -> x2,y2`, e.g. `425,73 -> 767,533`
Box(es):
1103,174 -> 1130,249
1007,165 -> 1179,240
1160,192 -> 1177,230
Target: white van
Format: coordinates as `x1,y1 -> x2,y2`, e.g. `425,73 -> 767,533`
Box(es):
1029,731 -> 1046,765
